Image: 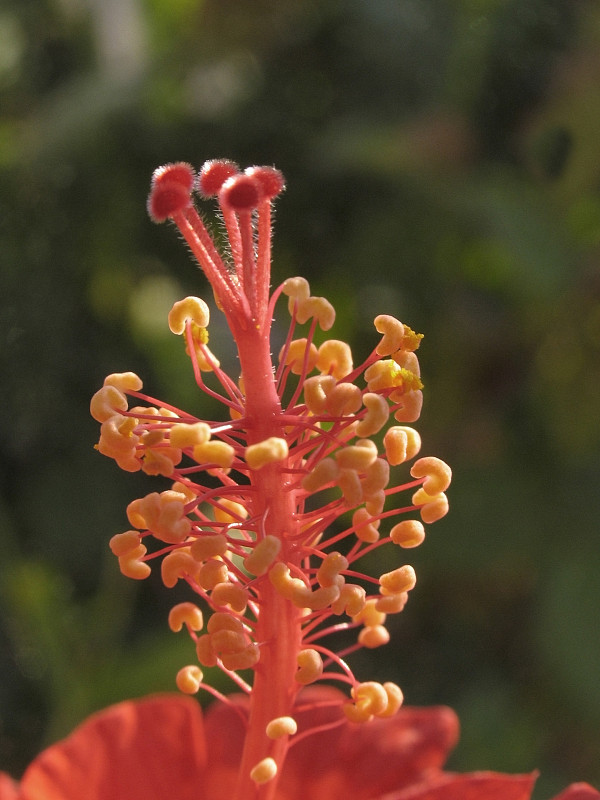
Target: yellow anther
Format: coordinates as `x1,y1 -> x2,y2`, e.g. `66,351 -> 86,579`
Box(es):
279,338 -> 318,374
220,643 -> 260,671
302,457 -> 339,493
380,565 -> 416,595
361,458 -> 390,495
198,559 -> 229,590
211,582 -> 249,613
374,315 -> 405,357
161,549 -> 200,588
98,414 -> 139,455
324,382 -> 362,416
303,375 -> 336,414
118,544 -> 151,580
375,592 -> 409,614
175,665 -> 204,695
192,440 -> 235,472
141,447 -> 182,477
168,296 -> 210,334
291,583 -> 340,611
390,519 -> 426,548
195,634 -> 218,667
331,583 -> 366,617
410,456 -> 452,494
245,437 -> 289,470
170,422 -> 211,448
297,296 -> 336,330
190,534 -> 228,562
266,716 -> 298,738
353,598 -> 386,627
250,757 -> 278,786
338,468 -> 363,507
214,497 -> 248,523
355,393 -> 389,437
378,682 -> 404,717
104,371 -> 143,392
109,530 -> 141,557
383,425 -> 422,465
344,682 -> 389,723
317,552 -> 348,588
168,602 -> 204,633
141,429 -> 164,447
352,507 -> 380,544
282,276 -> 310,315
393,389 -> 423,423
269,561 -> 307,599
90,385 -> 129,423
316,340 -> 353,379
190,340 -> 219,372
358,624 -> 390,649
412,489 -> 449,523
296,648 -> 323,684
244,535 -> 282,577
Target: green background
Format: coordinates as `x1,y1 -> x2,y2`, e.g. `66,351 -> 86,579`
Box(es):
1,1 -> 599,797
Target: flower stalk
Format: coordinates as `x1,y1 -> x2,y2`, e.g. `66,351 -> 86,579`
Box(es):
91,159 -> 452,799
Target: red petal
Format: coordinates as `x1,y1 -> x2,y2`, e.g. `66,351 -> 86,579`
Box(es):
0,773 -> 18,800
383,771 -> 537,800
550,784 -> 600,800
19,695 -> 207,800
279,686 -> 460,800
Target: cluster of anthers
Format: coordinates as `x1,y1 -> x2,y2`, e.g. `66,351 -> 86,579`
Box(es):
91,159 -> 451,797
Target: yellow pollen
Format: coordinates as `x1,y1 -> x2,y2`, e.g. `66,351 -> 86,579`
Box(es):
245,437 -> 289,470
168,296 -> 210,334
175,665 -> 204,695
168,602 -> 204,632
266,716 -> 298,738
250,757 -> 278,785
244,535 -> 282,576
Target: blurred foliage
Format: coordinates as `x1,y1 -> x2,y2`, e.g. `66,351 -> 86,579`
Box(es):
1,0 -> 600,795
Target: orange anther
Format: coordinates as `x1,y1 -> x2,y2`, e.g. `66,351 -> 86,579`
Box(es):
358,625 -> 390,649
168,602 -> 204,632
317,552 -> 348,588
338,468 -> 363,507
198,559 -> 229,590
335,439 -> 378,471
250,757 -> 278,785
244,535 -> 281,576
211,582 -> 249,613
316,340 -> 353,380
361,458 -> 390,496
266,716 -> 298,738
190,534 -> 228,562
104,372 -> 143,392
193,440 -> 235,472
355,393 -> 389,437
344,681 -> 388,722
378,682 -> 404,717
352,507 -> 380,544
410,456 -> 452,494
279,339 -> 318,374
383,426 -> 422,465
302,457 -> 339,493
118,544 -> 151,580
390,519 -> 426,548
175,665 -> 204,695
168,296 -> 210,334
90,385 -> 128,423
195,634 -> 218,667
375,593 -> 409,614
282,276 -> 310,316
207,612 -> 244,634
331,583 -> 366,617
324,382 -> 362,416
393,389 -> 423,423
295,649 -> 323,685
412,489 -> 449,523
161,549 -> 199,588
214,497 -> 248,524
269,562 -> 306,599
303,375 -> 336,414
291,583 -> 340,611
374,315 -> 405,357
380,565 -> 416,595
296,296 -> 336,330
353,598 -> 386,627
109,530 -> 141,557
220,643 -> 260,671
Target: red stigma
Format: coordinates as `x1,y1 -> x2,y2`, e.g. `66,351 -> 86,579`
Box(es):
198,159 -> 239,197
220,174 -> 262,211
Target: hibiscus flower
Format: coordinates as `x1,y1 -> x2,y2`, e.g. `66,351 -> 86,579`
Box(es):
1,690 -> 597,800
